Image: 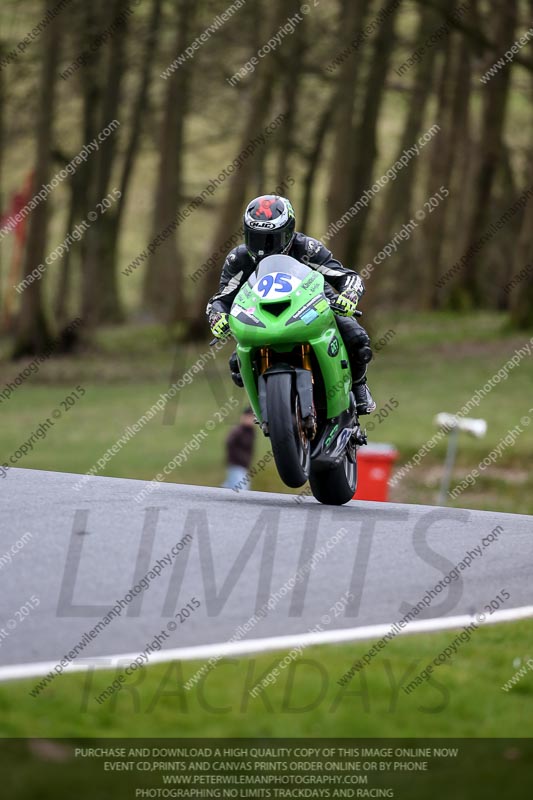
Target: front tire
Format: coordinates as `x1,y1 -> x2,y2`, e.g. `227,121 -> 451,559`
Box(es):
266,372 -> 311,488
309,453 -> 357,506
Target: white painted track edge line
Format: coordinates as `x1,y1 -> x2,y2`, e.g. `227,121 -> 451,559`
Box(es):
1,604 -> 533,684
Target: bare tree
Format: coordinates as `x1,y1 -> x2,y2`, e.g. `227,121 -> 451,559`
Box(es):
378,2 -> 441,238
275,0 -> 307,188
510,0 -> 533,329
453,0 -> 518,307
0,42 -> 4,320
325,0 -> 371,263
421,10 -> 467,307
13,2 -> 62,358
187,0 -> 289,340
143,0 -> 196,324
345,0 -> 402,262
81,0 -> 130,327
300,92 -> 337,231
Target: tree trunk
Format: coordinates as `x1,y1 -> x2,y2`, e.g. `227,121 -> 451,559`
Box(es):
81,0 -> 129,327
421,13 -> 465,307
326,0 -> 371,262
100,0 -> 163,291
510,181 -> 533,328
452,0 -> 517,308
510,1 -> 533,330
300,92 -> 337,231
493,144 -> 520,311
187,1 -> 288,340
54,178 -> 77,326
378,3 -> 441,236
345,0 -> 401,262
12,2 -> 62,358
444,0 -> 480,304
142,0 -> 196,324
117,0 -> 163,226
276,0 -> 307,188
0,42 -> 4,319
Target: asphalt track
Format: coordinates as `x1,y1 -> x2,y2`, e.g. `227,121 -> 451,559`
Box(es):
0,467 -> 532,682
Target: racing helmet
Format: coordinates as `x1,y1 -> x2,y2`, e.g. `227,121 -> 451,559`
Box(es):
243,195 -> 296,260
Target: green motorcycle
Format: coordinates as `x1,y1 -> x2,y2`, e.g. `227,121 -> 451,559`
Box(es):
226,254 -> 367,506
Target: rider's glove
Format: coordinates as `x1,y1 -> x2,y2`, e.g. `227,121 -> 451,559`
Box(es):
330,288 -> 359,317
209,310 -> 231,339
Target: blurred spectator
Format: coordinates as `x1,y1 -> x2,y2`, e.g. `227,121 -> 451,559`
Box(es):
222,407 -> 256,491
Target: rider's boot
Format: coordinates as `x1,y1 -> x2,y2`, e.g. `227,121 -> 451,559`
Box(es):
352,369 -> 376,416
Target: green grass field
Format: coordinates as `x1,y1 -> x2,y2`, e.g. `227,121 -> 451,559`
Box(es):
1,311 -> 531,510
1,619 -> 532,738
0,311 -> 532,737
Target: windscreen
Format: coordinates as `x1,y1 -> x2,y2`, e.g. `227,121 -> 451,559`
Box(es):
248,254 -> 312,287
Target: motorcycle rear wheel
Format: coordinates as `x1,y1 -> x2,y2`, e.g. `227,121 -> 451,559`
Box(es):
309,453 -> 357,506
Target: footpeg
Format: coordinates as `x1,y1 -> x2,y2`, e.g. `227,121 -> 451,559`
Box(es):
354,428 -> 368,447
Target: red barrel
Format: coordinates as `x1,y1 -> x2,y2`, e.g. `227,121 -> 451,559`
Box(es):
354,444 -> 399,502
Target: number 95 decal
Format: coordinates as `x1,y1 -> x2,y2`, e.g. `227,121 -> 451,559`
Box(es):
253,272 -> 300,299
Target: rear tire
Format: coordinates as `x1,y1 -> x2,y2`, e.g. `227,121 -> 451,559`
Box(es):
309,453 -> 357,506
266,372 -> 311,488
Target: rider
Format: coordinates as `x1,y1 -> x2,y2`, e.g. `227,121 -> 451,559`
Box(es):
206,195 -> 376,415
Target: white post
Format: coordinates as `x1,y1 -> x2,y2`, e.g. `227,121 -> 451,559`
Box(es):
433,413 -> 487,507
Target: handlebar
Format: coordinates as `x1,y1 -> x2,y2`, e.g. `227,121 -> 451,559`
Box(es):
210,303 -> 362,344
329,301 -> 363,317
209,335 -> 232,346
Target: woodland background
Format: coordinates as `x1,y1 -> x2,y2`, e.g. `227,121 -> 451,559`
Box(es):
1,0 -> 533,356
1,0 -> 533,742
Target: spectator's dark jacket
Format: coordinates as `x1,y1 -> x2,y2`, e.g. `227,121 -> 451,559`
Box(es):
226,424 -> 256,469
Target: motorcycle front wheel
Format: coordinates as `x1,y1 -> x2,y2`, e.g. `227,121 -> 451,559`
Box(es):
266,372 -> 311,488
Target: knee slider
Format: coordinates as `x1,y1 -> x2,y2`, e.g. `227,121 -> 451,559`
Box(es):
358,345 -> 373,365
350,335 -> 373,365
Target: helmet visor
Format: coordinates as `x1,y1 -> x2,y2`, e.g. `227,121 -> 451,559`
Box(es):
246,228 -> 290,258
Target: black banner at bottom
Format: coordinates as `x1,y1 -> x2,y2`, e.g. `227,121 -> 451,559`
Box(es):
1,739 -> 533,800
